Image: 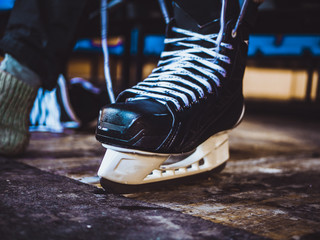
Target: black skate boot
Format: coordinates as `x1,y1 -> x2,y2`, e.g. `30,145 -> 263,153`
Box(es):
96,0 -> 250,193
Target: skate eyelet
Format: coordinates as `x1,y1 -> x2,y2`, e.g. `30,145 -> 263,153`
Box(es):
231,29 -> 237,38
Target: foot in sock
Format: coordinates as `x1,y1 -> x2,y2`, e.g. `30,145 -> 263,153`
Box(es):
0,54 -> 40,156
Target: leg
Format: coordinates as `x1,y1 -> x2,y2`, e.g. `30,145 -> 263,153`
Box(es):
0,0 -> 87,156
0,0 -> 88,90
96,0 -> 260,193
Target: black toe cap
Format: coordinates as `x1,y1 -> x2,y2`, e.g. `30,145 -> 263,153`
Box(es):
96,99 -> 173,151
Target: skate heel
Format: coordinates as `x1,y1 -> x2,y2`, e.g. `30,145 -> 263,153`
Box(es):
198,132 -> 229,169
152,132 -> 229,180
98,132 -> 229,186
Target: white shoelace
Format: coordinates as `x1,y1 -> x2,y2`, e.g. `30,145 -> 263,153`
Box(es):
29,87 -> 64,133
124,27 -> 233,111
102,0 -> 250,110
29,75 -> 80,132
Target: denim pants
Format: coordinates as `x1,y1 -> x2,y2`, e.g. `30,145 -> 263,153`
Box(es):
0,0 -> 90,90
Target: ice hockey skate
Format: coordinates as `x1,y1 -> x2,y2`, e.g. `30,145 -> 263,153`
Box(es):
96,0 -> 250,193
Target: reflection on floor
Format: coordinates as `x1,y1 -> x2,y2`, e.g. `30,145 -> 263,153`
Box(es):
15,113 -> 320,239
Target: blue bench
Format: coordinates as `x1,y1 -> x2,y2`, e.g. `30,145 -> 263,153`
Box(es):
0,0 -> 14,11
74,34 -> 320,57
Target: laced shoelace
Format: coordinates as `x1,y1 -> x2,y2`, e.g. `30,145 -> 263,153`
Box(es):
123,26 -> 233,111
29,87 -> 64,133
120,0 -> 253,112
29,75 -> 80,132
101,0 -> 249,108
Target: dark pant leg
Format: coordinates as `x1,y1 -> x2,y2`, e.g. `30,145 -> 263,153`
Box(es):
0,0 -> 88,90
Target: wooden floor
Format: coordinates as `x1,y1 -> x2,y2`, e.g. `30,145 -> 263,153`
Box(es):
15,112 -> 320,240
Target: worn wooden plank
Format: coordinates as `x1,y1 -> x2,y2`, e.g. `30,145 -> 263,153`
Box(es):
12,113 -> 320,239
1,158 -> 264,240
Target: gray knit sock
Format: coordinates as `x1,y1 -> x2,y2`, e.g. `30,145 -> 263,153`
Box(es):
0,70 -> 38,156
0,53 -> 41,88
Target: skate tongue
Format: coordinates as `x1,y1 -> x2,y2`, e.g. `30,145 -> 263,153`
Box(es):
172,0 -> 240,35
173,2 -> 221,35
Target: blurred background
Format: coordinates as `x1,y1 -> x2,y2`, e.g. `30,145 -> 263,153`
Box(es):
1,0 -> 320,118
